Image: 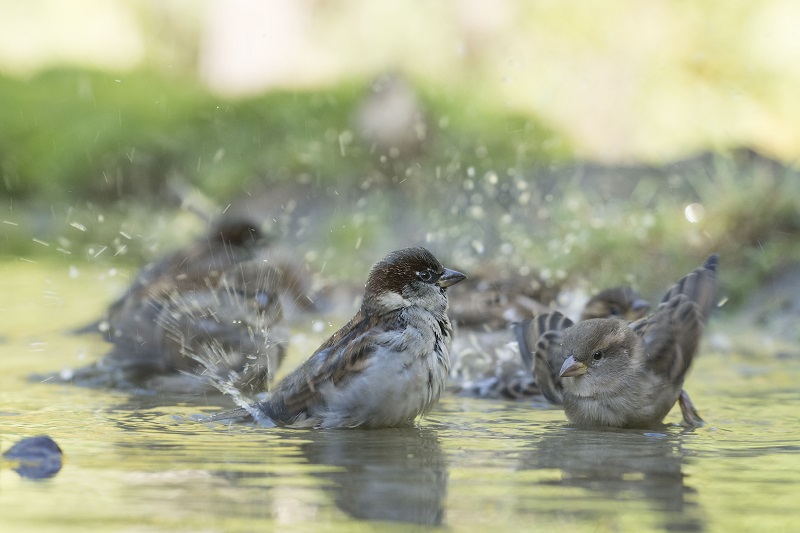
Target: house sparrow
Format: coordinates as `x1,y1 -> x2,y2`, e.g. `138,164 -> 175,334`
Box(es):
48,260 -> 287,394
580,286 -> 652,321
557,255 -> 719,428
197,247 -> 466,429
76,215 -> 319,336
447,270 -> 558,330
513,286 -> 651,404
452,286 -> 649,399
74,216 -> 267,336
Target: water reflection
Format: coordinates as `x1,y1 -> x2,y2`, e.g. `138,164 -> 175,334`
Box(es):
299,427 -> 447,526
521,428 -> 705,532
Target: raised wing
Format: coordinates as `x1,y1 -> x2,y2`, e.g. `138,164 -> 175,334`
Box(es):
513,311 -> 574,404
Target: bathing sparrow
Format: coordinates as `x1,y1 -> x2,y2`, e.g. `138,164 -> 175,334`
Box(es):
52,260 -> 287,394
557,255 -> 718,428
200,247 -> 466,428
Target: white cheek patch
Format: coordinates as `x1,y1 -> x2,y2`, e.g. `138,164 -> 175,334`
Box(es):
376,291 -> 409,310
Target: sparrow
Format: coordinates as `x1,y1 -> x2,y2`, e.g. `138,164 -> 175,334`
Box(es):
447,268 -> 559,330
551,255 -> 719,428
452,286 -> 650,399
74,215 -> 267,336
580,286 -> 652,322
514,286 -> 651,404
76,214 -> 319,334
49,260 -> 288,394
197,247 -> 466,429
444,268 -> 561,396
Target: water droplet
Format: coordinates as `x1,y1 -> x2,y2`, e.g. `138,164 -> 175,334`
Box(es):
684,203 -> 705,223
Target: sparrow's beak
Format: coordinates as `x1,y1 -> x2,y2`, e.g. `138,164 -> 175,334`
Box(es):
437,268 -> 466,288
559,355 -> 588,378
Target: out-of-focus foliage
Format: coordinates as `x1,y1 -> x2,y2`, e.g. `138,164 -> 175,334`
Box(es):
0,69 -> 566,202
2,0 -> 799,312
3,1 -> 800,160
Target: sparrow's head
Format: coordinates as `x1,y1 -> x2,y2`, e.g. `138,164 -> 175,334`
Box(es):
219,261 -> 284,322
210,217 -> 264,247
581,286 -> 651,321
363,247 -> 466,315
559,318 -> 642,397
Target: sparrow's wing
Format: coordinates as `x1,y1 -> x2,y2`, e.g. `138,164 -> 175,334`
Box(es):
103,295 -> 171,370
635,255 -> 718,384
634,294 -> 703,385
313,309 -> 367,352
658,254 -> 718,322
259,310 -> 390,425
513,312 -> 574,404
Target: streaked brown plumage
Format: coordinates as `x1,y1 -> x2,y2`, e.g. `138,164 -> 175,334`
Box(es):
580,286 -> 652,322
73,216 -> 266,337
553,255 -> 718,428
49,260 -> 287,394
447,272 -> 557,330
197,247 -> 466,429
78,215 -> 319,333
453,286 -> 650,399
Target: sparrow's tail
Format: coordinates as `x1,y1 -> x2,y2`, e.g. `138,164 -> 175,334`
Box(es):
181,340 -> 277,426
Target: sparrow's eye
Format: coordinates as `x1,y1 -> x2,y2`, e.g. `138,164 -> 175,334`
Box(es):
592,351 -> 604,361
417,269 -> 435,283
608,306 -> 620,316
254,290 -> 271,308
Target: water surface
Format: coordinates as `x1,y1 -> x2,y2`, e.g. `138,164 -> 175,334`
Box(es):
1,260 -> 798,532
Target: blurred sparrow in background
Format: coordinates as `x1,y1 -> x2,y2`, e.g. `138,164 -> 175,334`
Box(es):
76,215 -> 317,336
74,216 -> 266,335
47,260 -> 287,394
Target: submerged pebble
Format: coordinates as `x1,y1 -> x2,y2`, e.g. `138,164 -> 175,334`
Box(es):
3,435 -> 63,479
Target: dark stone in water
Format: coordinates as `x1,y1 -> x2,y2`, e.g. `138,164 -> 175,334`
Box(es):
3,435 -> 63,479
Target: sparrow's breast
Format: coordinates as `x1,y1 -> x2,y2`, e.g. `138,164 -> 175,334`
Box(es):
317,308 -> 451,428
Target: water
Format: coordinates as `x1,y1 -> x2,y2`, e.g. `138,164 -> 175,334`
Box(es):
1,260 -> 799,532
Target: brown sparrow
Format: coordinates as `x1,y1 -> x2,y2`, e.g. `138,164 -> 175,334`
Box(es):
198,247 -> 466,428
51,260 -> 287,394
514,286 -> 651,404
74,216 -> 266,336
552,255 -> 719,428
78,214 -> 318,330
580,286 -> 652,321
447,270 -> 557,330
453,286 -> 650,399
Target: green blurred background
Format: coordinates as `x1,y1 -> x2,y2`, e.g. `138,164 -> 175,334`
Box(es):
1,0 -> 799,321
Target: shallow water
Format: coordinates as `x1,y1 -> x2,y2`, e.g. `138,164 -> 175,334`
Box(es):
1,260 -> 799,532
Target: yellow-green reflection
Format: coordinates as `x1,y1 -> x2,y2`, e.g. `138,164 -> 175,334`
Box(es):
1,260 -> 799,532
